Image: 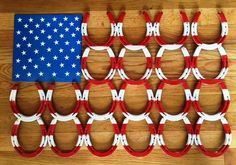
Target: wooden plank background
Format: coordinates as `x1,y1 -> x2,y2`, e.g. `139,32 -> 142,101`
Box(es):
0,0 -> 236,164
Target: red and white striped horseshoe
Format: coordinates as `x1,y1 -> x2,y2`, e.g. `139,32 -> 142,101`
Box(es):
117,47 -> 152,83
117,11 -> 152,50
192,79 -> 230,121
9,83 -> 46,122
82,12 -> 116,49
195,116 -> 232,157
156,80 -> 192,121
47,117 -> 83,157
46,83 -> 81,122
121,116 -> 156,157
154,11 -> 190,50
11,118 -> 47,157
118,80 -> 154,121
157,117 -> 194,157
81,47 -> 116,81
155,46 -> 191,80
83,80 -> 117,120
192,45 -> 228,80
191,11 -> 228,50
84,117 -> 120,157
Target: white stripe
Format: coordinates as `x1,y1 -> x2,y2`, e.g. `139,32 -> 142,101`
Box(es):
53,113 -> 77,121
192,68 -> 205,80
149,134 -> 156,146
88,112 -> 113,121
121,134 -> 128,146
83,90 -> 89,100
82,47 -> 90,58
200,43 -> 220,50
155,89 -> 162,101
146,22 -> 153,36
111,89 -> 118,100
159,134 -> 165,146
16,114 -> 40,122
110,23 -> 116,36
193,46 -> 202,57
9,90 -> 17,101
118,89 -> 125,101
38,89 -> 45,101
179,68 -> 191,80
81,23 -> 88,36
196,134 -> 202,145
143,47 -> 151,57
90,46 -> 109,51
75,89 -> 81,100
185,89 -> 192,101
153,23 -> 160,36
118,48 -> 126,57
11,136 -> 16,147
85,134 -> 92,146
75,135 -> 83,147
147,89 -> 154,101
145,116 -> 153,124
221,22 -> 228,36
46,90 -> 53,101
125,45 -> 145,51
86,118 -> 94,125
218,46 -> 227,55
181,47 -> 190,57
39,136 -> 46,147
112,134 -> 120,146
156,47 -> 165,57
222,89 -> 230,100
117,23 -> 123,36
123,112 -> 149,121
191,22 -> 198,36
186,134 -> 192,145
13,135 -> 20,147
183,22 -> 190,36
162,44 -> 182,50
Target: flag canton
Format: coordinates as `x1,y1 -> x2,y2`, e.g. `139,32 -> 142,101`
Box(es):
13,14 -> 82,82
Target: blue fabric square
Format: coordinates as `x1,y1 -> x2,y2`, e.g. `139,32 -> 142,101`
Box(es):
13,14 -> 82,82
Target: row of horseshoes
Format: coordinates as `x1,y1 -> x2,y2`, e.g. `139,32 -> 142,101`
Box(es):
10,10 -> 231,158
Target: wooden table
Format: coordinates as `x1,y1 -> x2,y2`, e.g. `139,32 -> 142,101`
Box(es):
0,0 -> 235,164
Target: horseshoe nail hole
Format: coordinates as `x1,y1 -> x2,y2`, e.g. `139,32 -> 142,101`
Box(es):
122,11 -> 147,44
162,84 -> 186,115
54,120 -> 79,151
162,120 -> 187,150
159,10 -> 185,44
199,84 -> 223,115
123,49 -> 148,80
90,120 -> 114,151
126,120 -> 151,151
88,84 -> 113,115
124,84 -> 149,115
17,83 -> 41,116
196,12 -> 221,44
18,121 -> 42,151
160,49 -> 185,80
199,120 -> 225,150
87,12 -> 112,44
87,49 -> 112,80
197,49 -> 221,79
51,83 -> 77,116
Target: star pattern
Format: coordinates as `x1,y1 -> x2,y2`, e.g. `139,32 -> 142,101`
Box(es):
13,14 -> 82,82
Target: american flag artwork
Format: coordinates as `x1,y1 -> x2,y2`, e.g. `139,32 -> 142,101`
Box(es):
12,14 -> 82,82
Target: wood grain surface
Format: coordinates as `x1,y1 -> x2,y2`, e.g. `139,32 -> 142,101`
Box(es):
0,0 -> 236,165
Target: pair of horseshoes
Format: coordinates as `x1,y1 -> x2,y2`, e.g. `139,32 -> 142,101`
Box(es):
191,11 -> 228,80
